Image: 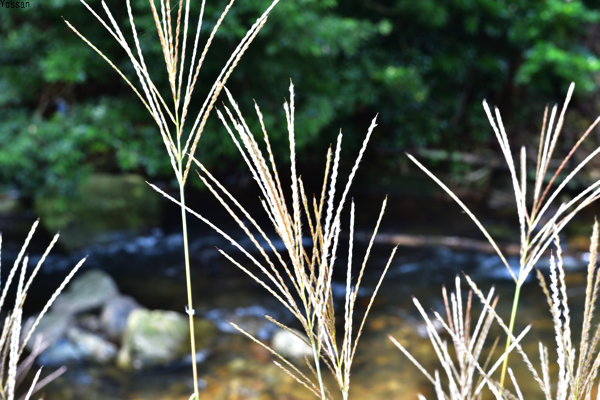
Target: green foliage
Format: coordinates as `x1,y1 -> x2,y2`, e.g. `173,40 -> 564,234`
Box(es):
0,98 -> 167,198
1,0 -> 600,199
353,0 -> 600,150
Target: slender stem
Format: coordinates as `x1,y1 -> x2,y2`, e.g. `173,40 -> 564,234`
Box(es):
500,281 -> 522,387
180,180 -> 199,399
312,341 -> 327,400
174,107 -> 198,398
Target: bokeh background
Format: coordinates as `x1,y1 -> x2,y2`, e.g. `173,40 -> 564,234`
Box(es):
3,0 -> 600,204
3,1 -> 600,399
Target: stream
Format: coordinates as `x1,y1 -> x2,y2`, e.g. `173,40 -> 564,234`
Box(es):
2,188 -> 597,400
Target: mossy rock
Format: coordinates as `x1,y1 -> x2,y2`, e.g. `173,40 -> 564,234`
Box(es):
117,309 -> 189,370
35,173 -> 161,250
117,310 -> 217,370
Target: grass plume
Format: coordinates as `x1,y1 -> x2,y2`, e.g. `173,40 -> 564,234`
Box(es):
452,221 -> 600,399
67,1 -> 279,397
391,276 -> 531,400
0,221 -> 85,400
533,224 -> 600,400
149,82 -> 396,399
407,82 -> 600,386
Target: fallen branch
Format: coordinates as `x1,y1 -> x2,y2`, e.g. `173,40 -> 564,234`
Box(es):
355,232 -> 521,256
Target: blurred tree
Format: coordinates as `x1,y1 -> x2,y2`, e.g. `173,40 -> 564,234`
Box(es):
352,0 -> 600,150
1,0 -> 599,200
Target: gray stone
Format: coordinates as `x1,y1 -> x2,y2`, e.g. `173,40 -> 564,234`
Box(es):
23,311 -> 72,350
100,295 -> 144,343
66,327 -> 117,364
37,338 -> 82,366
117,309 -> 189,370
52,269 -> 119,314
25,313 -> 117,365
271,328 -> 313,360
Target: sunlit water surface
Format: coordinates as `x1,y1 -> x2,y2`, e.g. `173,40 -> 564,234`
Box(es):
2,192 -> 597,400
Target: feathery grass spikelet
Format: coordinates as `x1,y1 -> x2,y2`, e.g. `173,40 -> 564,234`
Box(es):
0,222 -> 84,400
150,83 -> 393,400
391,276 -> 517,400
407,83 -> 600,386
529,223 -> 600,400
68,2 -> 280,397
6,308 -> 20,400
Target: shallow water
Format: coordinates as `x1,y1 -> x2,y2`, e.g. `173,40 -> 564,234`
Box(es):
2,191 -> 598,400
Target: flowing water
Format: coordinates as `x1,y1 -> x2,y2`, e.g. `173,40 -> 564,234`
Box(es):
2,188 -> 597,400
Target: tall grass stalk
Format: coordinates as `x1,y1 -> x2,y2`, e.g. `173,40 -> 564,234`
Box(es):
407,83 -> 600,386
391,276 -> 531,399
459,221 -> 600,399
0,220 -> 86,400
395,222 -> 600,399
66,1 -> 278,397
149,82 -> 397,400
535,225 -> 600,400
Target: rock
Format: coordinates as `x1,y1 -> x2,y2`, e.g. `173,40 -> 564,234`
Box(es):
23,311 -> 72,350
34,173 -> 162,251
36,329 -> 116,366
100,295 -> 144,343
37,338 -> 82,366
117,309 -> 190,370
29,317 -> 117,365
270,328 -> 313,360
53,269 -> 119,314
27,269 -> 121,366
65,327 -> 117,364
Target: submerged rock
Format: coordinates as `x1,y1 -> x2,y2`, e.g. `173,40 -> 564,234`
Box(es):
52,269 -> 119,314
37,338 -> 82,366
37,327 -> 117,366
117,309 -> 190,370
271,328 -> 313,360
27,315 -> 117,365
66,327 -> 117,364
206,306 -> 278,340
